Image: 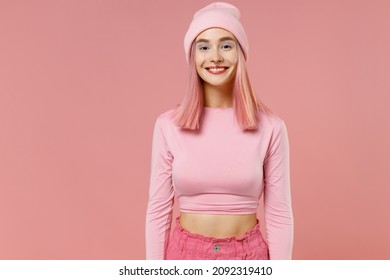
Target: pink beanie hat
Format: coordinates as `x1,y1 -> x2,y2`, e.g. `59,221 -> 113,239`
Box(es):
184,2 -> 249,63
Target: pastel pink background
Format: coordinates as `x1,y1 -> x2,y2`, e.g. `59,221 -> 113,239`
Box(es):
0,0 -> 389,259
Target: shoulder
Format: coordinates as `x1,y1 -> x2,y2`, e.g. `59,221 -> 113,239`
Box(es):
154,108 -> 177,128
258,109 -> 287,132
258,110 -> 289,153
156,108 -> 176,122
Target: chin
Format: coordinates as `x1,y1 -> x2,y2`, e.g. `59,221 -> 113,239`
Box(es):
201,75 -> 235,88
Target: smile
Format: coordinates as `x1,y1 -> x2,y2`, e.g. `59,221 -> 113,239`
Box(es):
206,67 -> 228,74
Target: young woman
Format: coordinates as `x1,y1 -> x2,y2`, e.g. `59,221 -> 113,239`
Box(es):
146,2 -> 293,260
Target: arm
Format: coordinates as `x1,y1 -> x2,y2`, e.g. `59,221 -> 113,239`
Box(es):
145,117 -> 174,260
263,120 -> 294,259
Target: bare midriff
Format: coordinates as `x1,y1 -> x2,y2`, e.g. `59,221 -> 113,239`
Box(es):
179,212 -> 257,238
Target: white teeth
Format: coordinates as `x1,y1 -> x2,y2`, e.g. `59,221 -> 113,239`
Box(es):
208,67 -> 225,72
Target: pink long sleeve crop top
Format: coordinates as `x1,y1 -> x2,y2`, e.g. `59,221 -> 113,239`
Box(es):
146,107 -> 294,260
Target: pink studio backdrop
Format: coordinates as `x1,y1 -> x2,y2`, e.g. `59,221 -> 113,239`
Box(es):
0,0 -> 389,259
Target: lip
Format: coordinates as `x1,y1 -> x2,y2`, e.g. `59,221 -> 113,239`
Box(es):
205,66 -> 228,75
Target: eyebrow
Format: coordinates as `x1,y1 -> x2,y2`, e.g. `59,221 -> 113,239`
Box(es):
195,36 -> 236,44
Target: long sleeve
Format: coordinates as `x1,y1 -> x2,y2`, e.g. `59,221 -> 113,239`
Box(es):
263,120 -> 294,259
145,117 -> 174,260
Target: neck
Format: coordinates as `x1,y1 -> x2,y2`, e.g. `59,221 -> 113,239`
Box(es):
203,82 -> 234,108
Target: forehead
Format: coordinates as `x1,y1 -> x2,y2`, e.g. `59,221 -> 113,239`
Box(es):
195,28 -> 236,42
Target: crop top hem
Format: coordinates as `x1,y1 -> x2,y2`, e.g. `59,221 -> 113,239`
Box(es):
179,209 -> 258,215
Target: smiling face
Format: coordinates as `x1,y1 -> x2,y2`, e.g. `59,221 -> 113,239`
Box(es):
194,28 -> 239,89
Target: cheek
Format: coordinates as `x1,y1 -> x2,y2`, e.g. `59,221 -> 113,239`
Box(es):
229,54 -> 238,66
194,58 -> 205,75
226,49 -> 238,65
195,59 -> 202,70
195,65 -> 202,78
194,55 -> 204,68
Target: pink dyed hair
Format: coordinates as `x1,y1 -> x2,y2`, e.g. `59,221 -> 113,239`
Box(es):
173,41 -> 271,131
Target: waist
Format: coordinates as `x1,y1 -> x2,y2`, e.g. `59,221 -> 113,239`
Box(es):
179,212 -> 258,238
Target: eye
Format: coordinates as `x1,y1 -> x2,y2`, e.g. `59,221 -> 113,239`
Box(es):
221,43 -> 233,50
197,44 -> 209,51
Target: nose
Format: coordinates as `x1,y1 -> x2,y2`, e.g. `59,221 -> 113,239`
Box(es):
210,47 -> 223,63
